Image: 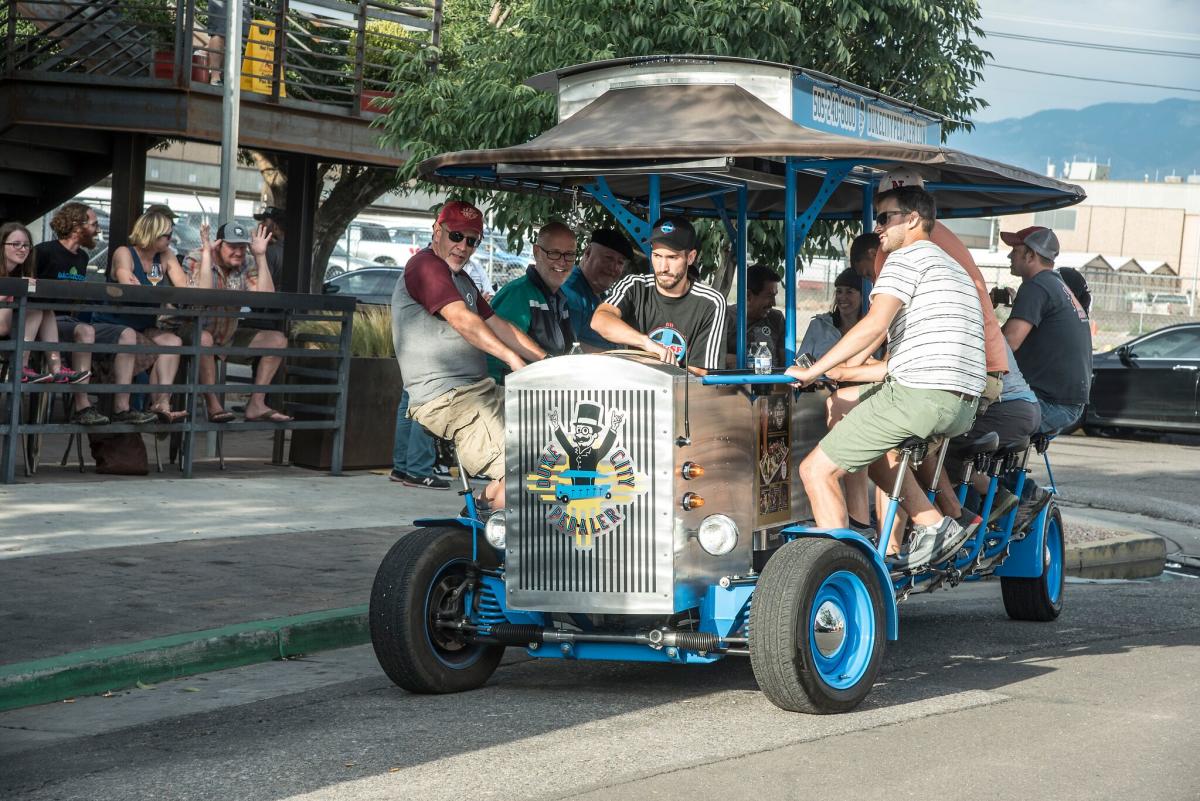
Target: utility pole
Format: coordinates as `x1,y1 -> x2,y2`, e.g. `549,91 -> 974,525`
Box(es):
218,2 -> 245,225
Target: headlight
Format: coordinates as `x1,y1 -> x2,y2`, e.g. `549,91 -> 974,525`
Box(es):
696,514 -> 739,556
484,510 -> 507,550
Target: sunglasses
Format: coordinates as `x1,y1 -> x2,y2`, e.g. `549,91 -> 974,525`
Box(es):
446,230 -> 481,248
873,210 -> 906,227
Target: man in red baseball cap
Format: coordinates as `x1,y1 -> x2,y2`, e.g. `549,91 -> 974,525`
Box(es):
391,199 -> 546,510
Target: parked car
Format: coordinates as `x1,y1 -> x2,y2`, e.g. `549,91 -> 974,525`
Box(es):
1083,323 -> 1200,436
322,266 -> 402,306
346,222 -> 422,266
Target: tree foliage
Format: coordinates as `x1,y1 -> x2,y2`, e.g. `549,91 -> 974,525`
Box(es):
378,0 -> 989,285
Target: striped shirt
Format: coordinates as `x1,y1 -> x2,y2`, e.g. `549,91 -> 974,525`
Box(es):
605,273 -> 727,370
872,240 -> 986,395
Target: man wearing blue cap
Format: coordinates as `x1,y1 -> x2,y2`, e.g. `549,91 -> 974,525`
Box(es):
591,217 -> 726,371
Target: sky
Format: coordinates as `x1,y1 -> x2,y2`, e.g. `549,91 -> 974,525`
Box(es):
970,0 -> 1200,122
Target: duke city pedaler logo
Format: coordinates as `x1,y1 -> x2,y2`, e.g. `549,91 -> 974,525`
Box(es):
525,400 -> 648,551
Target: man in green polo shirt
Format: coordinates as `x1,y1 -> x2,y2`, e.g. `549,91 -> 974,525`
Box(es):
487,221 -> 577,382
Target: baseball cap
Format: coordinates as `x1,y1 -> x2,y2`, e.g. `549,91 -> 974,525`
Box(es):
649,216 -> 697,252
588,227 -> 634,261
877,167 -> 926,191
1000,225 -> 1060,261
253,206 -> 285,221
436,200 -> 484,235
215,222 -> 252,245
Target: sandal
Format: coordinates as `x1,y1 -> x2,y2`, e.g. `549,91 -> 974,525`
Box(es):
244,408 -> 294,423
150,405 -> 189,423
208,409 -> 236,424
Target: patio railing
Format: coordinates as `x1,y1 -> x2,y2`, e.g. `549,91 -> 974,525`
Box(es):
0,276 -> 357,482
1,0 -> 441,115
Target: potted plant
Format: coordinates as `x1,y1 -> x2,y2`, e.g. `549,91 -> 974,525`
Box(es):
288,305 -> 403,470
117,1 -> 178,79
355,19 -> 418,113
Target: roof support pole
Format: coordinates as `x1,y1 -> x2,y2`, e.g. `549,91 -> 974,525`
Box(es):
784,159 -> 798,364
218,0 -> 245,224
648,174 -> 661,229
787,160 -> 855,363
861,181 -> 876,315
583,177 -> 653,256
735,184 -> 748,369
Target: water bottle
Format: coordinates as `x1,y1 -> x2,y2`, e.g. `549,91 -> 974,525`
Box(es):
752,342 -> 772,375
568,341 -> 583,355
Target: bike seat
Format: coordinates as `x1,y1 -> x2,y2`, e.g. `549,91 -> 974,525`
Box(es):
898,435 -> 934,451
993,435 -> 1031,462
1031,431 -> 1057,454
948,431 -> 1000,459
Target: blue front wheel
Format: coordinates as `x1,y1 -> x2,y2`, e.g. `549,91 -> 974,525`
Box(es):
750,539 -> 886,714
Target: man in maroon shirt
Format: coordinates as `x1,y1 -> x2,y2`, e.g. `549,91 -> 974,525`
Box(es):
392,201 -> 545,510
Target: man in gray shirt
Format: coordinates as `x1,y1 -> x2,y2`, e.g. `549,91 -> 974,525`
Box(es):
391,200 -> 545,510
1000,226 -> 1092,433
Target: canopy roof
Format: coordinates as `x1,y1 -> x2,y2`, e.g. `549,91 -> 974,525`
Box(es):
420,82 -> 1085,220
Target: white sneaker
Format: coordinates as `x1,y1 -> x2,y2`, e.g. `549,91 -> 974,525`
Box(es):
889,517 -> 970,568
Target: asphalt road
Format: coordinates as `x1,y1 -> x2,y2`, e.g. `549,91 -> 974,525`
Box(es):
3,577 -> 1198,801
1044,431 -> 1200,527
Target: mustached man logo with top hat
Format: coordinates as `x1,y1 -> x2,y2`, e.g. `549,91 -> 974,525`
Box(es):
525,400 -> 648,551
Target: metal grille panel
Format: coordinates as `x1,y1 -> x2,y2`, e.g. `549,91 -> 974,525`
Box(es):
511,388 -> 659,598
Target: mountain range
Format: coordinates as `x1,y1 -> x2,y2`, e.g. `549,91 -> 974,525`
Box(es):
947,98 -> 1200,182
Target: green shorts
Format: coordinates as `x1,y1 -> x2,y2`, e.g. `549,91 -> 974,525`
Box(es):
819,379 -> 979,472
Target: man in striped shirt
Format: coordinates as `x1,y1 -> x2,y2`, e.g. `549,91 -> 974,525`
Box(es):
591,217 -> 727,371
787,186 -> 987,568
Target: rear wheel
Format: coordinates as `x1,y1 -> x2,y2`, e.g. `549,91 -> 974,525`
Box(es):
370,526 -> 504,694
750,539 -> 886,714
1002,505 -> 1064,621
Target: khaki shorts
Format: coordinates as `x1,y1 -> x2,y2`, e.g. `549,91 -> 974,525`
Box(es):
409,377 -> 505,480
820,379 -> 979,473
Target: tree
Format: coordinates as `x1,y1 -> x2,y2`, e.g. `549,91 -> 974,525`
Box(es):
378,0 -> 990,292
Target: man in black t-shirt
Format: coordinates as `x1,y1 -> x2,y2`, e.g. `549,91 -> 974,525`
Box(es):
999,226 -> 1092,433
591,217 -> 726,371
35,202 -> 153,425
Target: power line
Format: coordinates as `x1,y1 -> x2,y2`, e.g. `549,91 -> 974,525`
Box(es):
984,30 -> 1200,59
987,12 -> 1200,43
991,63 -> 1200,93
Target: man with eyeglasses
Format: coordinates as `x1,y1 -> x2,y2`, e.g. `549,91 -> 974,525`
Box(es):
392,200 -> 546,511
486,221 -> 578,382
591,217 -> 727,371
561,228 -> 634,349
787,185 -> 986,569
35,202 -> 149,425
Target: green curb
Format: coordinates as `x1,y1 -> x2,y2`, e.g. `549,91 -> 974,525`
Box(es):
1065,533 -> 1166,580
0,605 -> 368,713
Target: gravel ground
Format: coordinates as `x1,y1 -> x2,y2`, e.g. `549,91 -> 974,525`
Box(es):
1063,521 -> 1133,544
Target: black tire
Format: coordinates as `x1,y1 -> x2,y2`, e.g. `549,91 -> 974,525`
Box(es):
1002,504 -> 1065,621
750,539 -> 886,714
370,526 -> 504,694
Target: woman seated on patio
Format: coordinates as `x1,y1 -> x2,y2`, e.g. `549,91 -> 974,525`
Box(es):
91,211 -> 189,422
0,221 -> 85,384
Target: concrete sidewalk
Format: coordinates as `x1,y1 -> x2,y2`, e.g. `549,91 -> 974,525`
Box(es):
0,458 -> 1168,713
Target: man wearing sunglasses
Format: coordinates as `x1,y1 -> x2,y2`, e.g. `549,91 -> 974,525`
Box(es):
787,185 -> 986,569
392,200 -> 546,511
487,221 -> 578,382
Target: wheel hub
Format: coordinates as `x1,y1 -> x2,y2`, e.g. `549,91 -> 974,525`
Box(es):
812,600 -> 847,658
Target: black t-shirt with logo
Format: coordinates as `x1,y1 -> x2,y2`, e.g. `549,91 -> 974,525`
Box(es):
605,273 -> 727,370
34,240 -> 89,282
